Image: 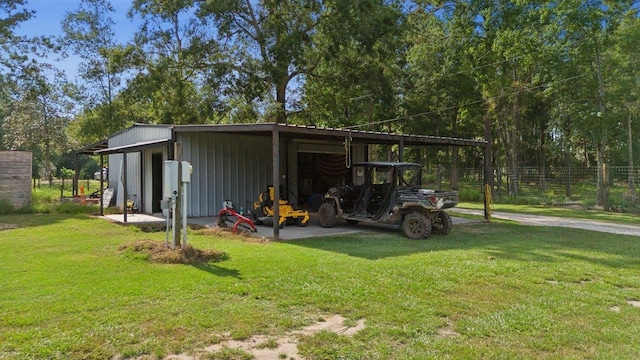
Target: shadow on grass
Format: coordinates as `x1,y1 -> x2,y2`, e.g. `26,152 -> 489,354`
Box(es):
288,222 -> 640,269
192,263 -> 243,278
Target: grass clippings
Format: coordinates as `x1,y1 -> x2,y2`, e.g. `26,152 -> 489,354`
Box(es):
192,226 -> 270,243
119,239 -> 229,264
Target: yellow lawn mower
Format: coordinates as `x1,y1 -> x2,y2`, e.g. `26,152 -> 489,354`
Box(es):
252,186 -> 309,228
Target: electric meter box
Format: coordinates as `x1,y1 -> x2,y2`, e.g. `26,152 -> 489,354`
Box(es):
164,161 -> 179,198
181,161 -> 192,183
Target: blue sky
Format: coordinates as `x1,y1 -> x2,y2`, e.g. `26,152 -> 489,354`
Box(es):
17,0 -> 139,80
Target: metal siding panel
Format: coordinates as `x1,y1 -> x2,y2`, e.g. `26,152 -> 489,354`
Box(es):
215,134 -> 224,214
182,133 -> 193,216
189,133 -> 197,217
174,132 -> 274,217
108,153 -> 122,190
142,150 -> 151,214
127,152 -> 141,207
109,125 -> 172,147
196,132 -> 204,217
198,132 -> 208,216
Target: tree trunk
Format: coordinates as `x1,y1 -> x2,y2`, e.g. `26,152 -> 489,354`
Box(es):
596,142 -> 609,210
276,78 -> 287,123
450,147 -> 459,190
627,113 -> 636,192
500,104 -> 520,196
539,114 -> 546,192
594,41 -> 608,211
564,118 -> 572,197
484,111 -> 494,191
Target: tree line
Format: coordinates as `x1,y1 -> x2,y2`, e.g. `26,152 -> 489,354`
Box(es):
1,0 -> 639,209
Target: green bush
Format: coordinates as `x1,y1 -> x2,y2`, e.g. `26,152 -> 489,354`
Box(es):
0,187 -> 101,216
457,188 -> 484,202
0,199 -> 15,215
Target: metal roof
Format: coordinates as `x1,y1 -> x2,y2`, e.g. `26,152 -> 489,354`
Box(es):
75,139 -> 108,155
94,138 -> 172,155
173,123 -> 487,147
351,161 -> 422,167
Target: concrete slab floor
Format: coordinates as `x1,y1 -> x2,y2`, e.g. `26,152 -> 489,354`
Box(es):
102,212 -> 478,240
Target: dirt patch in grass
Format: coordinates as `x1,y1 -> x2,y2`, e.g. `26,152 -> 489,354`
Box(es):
627,300 -> 640,307
437,318 -> 460,338
163,315 -> 365,360
119,240 -> 229,264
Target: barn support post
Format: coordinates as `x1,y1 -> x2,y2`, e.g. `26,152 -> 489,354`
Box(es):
399,137 -> 404,162
99,154 -> 104,216
123,152 -> 128,224
73,153 -> 78,197
272,127 -> 280,239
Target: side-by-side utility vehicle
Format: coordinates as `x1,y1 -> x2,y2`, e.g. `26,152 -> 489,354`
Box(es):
317,162 -> 458,239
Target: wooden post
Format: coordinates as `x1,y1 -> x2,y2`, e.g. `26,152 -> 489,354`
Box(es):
123,152 -> 128,223
99,154 -> 104,216
272,127 -> 280,239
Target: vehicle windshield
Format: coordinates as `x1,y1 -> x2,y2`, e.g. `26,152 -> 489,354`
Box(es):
371,166 -> 393,185
397,166 -> 421,187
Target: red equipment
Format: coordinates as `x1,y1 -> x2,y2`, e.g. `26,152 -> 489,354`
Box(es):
216,206 -> 257,234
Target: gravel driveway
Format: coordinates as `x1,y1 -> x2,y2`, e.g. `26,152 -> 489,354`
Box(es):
453,208 -> 640,237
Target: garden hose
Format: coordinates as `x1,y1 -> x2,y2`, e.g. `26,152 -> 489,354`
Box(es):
484,183 -> 493,221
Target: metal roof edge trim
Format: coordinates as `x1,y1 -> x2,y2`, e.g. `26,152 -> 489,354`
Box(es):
94,138 -> 172,155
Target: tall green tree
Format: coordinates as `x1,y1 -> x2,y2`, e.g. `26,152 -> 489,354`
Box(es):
198,0 -> 327,123
302,0 -> 405,129
545,0 -> 637,209
126,0 -> 223,125
61,0 -> 131,141
401,1 -> 483,177
0,0 -> 53,149
609,13 -> 640,200
3,68 -> 74,182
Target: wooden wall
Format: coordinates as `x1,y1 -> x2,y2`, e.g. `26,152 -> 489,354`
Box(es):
0,151 -> 32,209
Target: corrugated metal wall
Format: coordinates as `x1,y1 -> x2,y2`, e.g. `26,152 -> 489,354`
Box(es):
108,153 -> 142,209
107,125 -> 172,209
109,124 -> 172,147
180,132 -> 273,217
101,124 -> 370,216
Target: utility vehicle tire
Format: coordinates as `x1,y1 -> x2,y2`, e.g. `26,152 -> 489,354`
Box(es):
431,211 -> 452,235
402,212 -> 431,239
318,202 -> 337,228
296,217 -> 309,227
251,209 -> 264,225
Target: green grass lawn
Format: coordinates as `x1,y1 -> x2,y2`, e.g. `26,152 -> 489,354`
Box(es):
2,213 -> 640,359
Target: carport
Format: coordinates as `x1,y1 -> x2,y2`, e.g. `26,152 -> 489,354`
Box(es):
74,123 -> 489,240
173,123 -> 489,239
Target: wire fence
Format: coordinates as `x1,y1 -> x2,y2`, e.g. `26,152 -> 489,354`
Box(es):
426,165 -> 640,212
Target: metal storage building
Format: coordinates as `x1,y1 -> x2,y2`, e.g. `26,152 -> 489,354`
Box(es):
78,122 -> 487,237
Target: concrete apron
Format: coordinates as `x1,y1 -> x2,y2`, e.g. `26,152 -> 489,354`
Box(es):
103,212 -> 477,241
